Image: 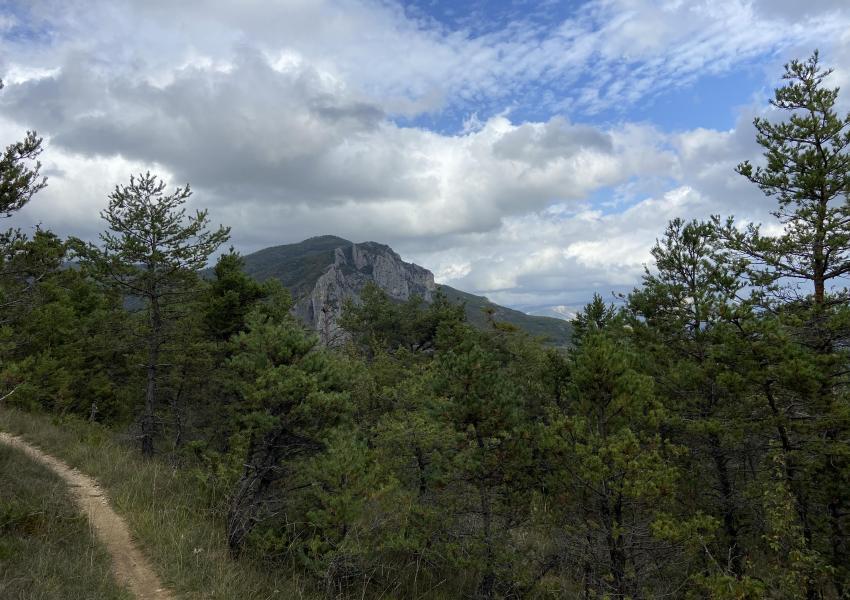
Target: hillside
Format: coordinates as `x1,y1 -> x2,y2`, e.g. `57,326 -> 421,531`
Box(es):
238,235 -> 351,300
438,285 -> 572,346
239,236 -> 572,345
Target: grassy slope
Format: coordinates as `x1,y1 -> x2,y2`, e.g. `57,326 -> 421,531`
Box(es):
0,441 -> 129,600
0,408 -> 318,600
240,235 -> 351,301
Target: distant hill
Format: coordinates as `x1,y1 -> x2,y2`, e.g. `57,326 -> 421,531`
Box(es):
437,285 -> 572,346
239,235 -> 572,346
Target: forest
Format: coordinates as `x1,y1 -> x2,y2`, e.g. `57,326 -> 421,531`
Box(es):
1,53 -> 849,599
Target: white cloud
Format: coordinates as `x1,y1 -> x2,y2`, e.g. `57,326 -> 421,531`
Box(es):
414,185 -> 706,308
2,0 -> 849,310
7,0 -> 845,117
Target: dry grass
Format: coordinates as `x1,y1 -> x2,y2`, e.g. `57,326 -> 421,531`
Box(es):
0,439 -> 130,600
0,407 -> 318,600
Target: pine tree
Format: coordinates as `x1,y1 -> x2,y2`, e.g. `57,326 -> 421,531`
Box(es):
224,287 -> 354,554
628,220 -> 758,587
202,249 -> 271,341
0,80 -> 46,219
1,258 -> 133,420
721,51 -> 850,306
544,305 -> 684,598
0,232 -> 71,402
76,172 -> 230,456
714,52 -> 850,596
430,322 -> 546,598
0,78 -> 49,318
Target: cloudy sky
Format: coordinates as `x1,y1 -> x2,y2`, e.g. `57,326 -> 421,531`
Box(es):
2,0 -> 849,316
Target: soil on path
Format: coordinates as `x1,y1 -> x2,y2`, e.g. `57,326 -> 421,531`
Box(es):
0,431 -> 174,600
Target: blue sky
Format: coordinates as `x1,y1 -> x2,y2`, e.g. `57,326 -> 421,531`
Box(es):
398,0 -> 766,134
2,0 -> 849,315
402,62 -> 762,136
401,0 -> 583,36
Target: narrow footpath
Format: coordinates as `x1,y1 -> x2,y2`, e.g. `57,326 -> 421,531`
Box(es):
0,431 -> 174,600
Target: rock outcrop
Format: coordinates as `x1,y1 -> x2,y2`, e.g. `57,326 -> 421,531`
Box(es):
292,241 -> 436,344
237,235 -> 572,347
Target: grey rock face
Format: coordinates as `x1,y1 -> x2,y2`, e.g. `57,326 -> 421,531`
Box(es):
293,242 -> 436,345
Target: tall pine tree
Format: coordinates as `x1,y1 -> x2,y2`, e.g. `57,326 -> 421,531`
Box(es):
76,173 -> 229,456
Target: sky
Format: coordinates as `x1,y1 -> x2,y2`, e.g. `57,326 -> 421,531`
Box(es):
1,0 -> 849,317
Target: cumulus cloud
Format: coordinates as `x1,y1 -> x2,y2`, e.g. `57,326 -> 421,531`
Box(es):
411,186 -> 707,309
2,0 -> 849,311
4,52 -> 676,244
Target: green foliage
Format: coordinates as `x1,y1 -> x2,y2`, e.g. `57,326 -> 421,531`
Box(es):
0,228 -> 65,323
80,172 -> 231,291
340,282 -> 465,355
223,288 -> 359,555
721,51 -> 850,305
0,78 -> 47,218
73,172 -> 230,455
542,314 -> 688,598
1,236 -> 133,421
569,292 -> 619,346
202,250 -> 272,341
2,51 -> 849,600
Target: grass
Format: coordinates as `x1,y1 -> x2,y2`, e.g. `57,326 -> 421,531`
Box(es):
0,440 -> 130,600
0,407 -> 318,599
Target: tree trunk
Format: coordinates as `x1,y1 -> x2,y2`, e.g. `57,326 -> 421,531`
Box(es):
814,275 -> 825,306
823,401 -> 849,596
227,430 -> 280,554
709,434 -> 743,577
828,496 -> 848,597
227,426 -> 319,555
765,384 -> 817,600
141,296 -> 161,457
475,427 -> 496,600
601,491 -> 628,598
811,187 -> 827,306
171,364 -> 188,451
414,445 -> 428,498
612,496 -> 628,598
582,553 -> 593,600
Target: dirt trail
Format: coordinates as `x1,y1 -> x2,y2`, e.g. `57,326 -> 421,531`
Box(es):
0,431 -> 174,600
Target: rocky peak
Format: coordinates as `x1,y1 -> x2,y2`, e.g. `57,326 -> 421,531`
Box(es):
293,241 -> 436,344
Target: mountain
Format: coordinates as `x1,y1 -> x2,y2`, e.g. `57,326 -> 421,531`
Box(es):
239,235 -> 572,346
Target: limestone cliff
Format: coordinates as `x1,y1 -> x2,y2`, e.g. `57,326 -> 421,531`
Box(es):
238,235 -> 571,347
292,241 -> 436,344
